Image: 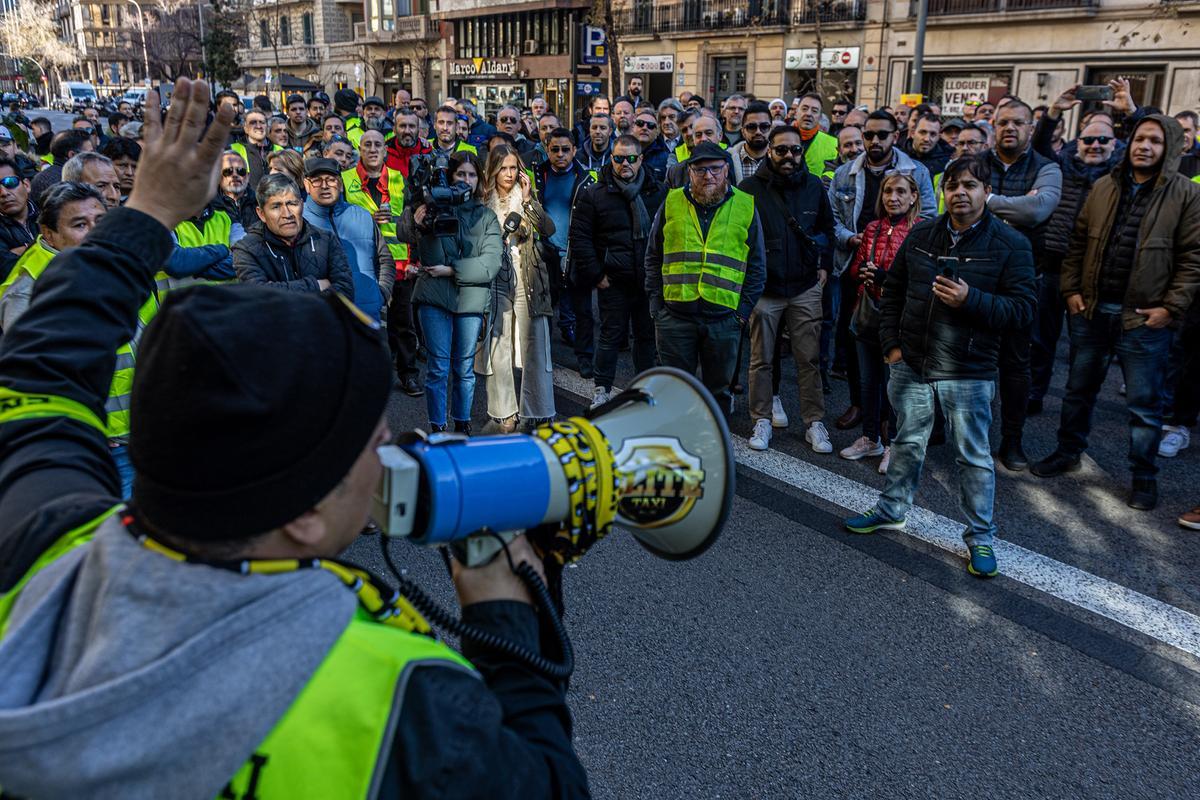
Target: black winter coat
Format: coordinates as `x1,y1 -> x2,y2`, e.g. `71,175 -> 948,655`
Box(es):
569,165 -> 666,289
233,221 -> 355,297
880,211 -> 1037,381
737,159 -> 835,298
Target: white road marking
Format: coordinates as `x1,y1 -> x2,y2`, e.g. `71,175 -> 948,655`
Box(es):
553,368 -> 1200,660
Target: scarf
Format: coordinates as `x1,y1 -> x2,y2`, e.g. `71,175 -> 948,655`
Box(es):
615,169 -> 651,241
797,125 -> 818,142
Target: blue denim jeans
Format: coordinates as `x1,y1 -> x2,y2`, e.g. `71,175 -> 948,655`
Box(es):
417,305 -> 483,428
876,362 -> 998,546
110,443 -> 134,499
1057,307 -> 1173,479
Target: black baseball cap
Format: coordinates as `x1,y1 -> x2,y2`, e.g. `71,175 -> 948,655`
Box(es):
942,118 -> 966,131
304,157 -> 341,178
686,142 -> 732,166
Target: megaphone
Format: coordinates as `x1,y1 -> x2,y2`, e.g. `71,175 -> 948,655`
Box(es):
373,367 -> 734,565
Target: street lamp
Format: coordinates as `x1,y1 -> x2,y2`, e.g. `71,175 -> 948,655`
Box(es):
125,0 -> 151,85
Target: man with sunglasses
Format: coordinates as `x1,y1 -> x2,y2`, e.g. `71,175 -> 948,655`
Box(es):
535,128 -> 597,366
231,110 -> 283,194
570,134 -> 665,407
632,108 -> 668,182
496,104 -> 536,157
645,142 -> 766,414
829,100 -> 852,135
730,101 -> 772,183
0,158 -> 37,280
1026,90 -> 1122,417
219,150 -> 258,229
983,99 -> 1062,471
740,125 -> 835,454
1032,114 -> 1200,511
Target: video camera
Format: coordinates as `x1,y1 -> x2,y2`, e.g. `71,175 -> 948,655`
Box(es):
409,153 -> 472,237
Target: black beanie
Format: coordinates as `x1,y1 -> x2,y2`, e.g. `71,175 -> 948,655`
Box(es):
129,286 -> 392,541
334,88 -> 359,114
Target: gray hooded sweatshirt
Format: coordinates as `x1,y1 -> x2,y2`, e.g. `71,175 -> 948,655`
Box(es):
0,517 -> 358,799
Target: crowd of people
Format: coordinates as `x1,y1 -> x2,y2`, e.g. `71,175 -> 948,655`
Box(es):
0,78 -> 1197,579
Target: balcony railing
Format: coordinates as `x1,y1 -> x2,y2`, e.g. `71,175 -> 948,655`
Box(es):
911,0 -> 1094,15
614,0 -> 789,36
353,14 -> 438,41
793,0 -> 867,24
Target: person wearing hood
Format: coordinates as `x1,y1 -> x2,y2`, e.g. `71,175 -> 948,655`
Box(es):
576,112 -> 613,172
301,157 -> 393,322
1032,114 -> 1200,512
333,87 -> 366,146
738,125 -> 835,453
730,101 -> 772,184
569,135 -> 665,408
234,172 -> 354,296
385,108 -> 431,177
284,93 -> 321,151
904,112 -> 954,180
0,81 -> 589,800
1026,92 -> 1123,416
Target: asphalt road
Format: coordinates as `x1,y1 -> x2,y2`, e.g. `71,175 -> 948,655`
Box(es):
349,325 -> 1200,799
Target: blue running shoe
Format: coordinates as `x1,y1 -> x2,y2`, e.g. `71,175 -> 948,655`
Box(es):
967,545 -> 999,578
844,508 -> 906,534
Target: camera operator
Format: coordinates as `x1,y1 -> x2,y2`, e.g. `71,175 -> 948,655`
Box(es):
0,80 -> 589,799
400,153 -> 503,434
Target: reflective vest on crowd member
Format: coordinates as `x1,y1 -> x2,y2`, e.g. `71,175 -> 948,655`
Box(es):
661,186 -> 754,312
0,239 -> 158,440
342,164 -> 408,267
230,141 -> 283,165
799,129 -> 838,181
344,115 -> 366,147
173,206 -> 235,288
674,141 -> 727,163
0,509 -> 473,797
935,172 -> 945,214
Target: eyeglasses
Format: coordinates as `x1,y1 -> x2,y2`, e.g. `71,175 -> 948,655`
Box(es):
0,175 -> 20,189
960,140 -> 987,149
307,175 -> 340,185
634,119 -> 658,129
771,144 -> 805,157
831,110 -> 848,117
498,116 -> 519,124
862,130 -> 895,141
687,164 -> 726,176
1080,135 -> 1113,146
549,145 -> 573,154
612,154 -> 640,165
222,167 -> 248,177
743,122 -> 772,132
246,119 -> 266,127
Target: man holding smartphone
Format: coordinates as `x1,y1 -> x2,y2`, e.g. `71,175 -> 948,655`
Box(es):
845,155 -> 1036,579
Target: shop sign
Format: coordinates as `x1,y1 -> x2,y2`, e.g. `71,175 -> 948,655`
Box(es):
941,77 -> 990,116
577,81 -> 602,96
623,54 -> 674,73
449,58 -> 518,78
784,47 -> 860,71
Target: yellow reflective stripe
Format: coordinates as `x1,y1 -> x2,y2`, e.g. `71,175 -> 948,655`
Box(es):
0,238 -> 56,299
0,387 -> 107,433
343,167 -> 409,261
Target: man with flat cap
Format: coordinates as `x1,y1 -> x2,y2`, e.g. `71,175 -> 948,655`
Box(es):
0,80 -> 588,798
644,141 -> 766,413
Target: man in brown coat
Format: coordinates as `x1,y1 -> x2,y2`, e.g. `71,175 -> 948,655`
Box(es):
1032,114 -> 1200,511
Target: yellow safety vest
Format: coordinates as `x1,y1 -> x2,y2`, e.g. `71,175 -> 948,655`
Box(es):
0,240 -> 158,439
173,210 -> 235,288
0,506 -> 472,798
802,131 -> 838,179
345,116 -> 366,147
230,141 -> 283,167
342,166 -> 408,263
661,187 -> 754,311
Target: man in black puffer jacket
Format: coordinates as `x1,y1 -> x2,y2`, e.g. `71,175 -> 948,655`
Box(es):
569,135 -> 666,407
845,155 -> 1036,580
233,173 -> 354,297
1027,101 -> 1121,414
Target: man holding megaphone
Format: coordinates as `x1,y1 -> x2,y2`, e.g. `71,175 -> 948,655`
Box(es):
0,81 -> 736,799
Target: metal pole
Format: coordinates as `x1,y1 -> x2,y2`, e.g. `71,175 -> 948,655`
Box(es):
126,0 -> 151,84
909,0 -> 928,98
197,1 -> 207,79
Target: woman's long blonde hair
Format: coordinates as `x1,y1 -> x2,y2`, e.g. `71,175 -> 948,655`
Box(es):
482,144 -> 521,203
873,171 -> 921,225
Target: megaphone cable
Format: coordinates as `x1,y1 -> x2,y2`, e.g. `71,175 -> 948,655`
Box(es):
381,532 -> 575,680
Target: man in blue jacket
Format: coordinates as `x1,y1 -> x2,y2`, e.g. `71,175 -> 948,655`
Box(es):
302,157 -> 394,321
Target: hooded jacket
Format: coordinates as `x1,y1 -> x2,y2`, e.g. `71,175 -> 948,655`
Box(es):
232,220 -> 355,297
302,195 -> 393,321
1060,114 -> 1200,328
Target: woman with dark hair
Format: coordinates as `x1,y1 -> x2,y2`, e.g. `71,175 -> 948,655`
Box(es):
476,144 -> 556,432
402,154 -> 502,433
840,170 -> 923,473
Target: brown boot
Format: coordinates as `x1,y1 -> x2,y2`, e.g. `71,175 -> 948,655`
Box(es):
836,406 -> 862,430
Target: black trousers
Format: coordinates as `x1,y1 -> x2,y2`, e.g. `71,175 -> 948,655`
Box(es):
594,279 -> 656,390
387,278 -> 420,380
998,327 -> 1032,439
569,280 -> 595,364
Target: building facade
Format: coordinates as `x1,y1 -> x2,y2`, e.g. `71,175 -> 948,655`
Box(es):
234,0 -> 362,96
55,0 -> 154,93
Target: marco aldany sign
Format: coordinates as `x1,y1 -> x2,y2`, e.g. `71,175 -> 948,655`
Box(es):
449,58 -> 518,78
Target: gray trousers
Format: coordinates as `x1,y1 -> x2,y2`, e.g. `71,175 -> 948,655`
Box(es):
481,290 -> 556,421
749,284 -> 825,424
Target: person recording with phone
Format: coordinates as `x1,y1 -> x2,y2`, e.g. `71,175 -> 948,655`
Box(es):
845,155 -> 1036,580
400,153 -> 503,434
0,80 -> 590,799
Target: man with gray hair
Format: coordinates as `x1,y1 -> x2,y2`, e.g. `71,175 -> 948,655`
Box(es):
62,152 -> 121,209
721,93 -> 747,147
495,104 -> 536,157
658,98 -> 685,154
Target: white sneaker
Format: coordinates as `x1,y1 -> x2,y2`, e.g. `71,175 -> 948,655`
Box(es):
839,436 -> 884,461
878,446 -> 891,474
771,395 -> 789,428
805,421 -> 833,454
1159,425 -> 1191,458
590,386 -> 610,410
749,418 -> 772,451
